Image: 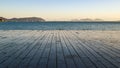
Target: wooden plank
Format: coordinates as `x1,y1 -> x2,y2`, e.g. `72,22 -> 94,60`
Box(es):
0,31 -> 41,68
0,31 -> 36,63
84,40 -> 119,68
95,40 -> 120,61
68,31 -> 98,68
37,31 -> 53,68
70,31 -> 119,68
47,31 -> 57,68
56,30 -> 66,68
89,40 -> 120,67
17,31 -> 47,68
0,30 -> 28,45
60,31 -> 76,68
7,31 -> 43,68
0,30 -> 120,68
0,31 -> 32,55
11,31 -> 43,68
27,31 -> 51,68
0,31 -> 26,49
63,31 -> 86,68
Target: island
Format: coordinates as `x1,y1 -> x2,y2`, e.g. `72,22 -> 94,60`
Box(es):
0,17 -> 7,22
72,18 -> 104,22
0,17 -> 45,22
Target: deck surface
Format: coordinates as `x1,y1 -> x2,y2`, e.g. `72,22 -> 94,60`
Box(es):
0,30 -> 120,68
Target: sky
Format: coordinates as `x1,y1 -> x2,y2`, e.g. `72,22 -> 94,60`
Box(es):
0,0 -> 120,21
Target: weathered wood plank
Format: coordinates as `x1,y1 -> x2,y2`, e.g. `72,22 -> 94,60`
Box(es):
56,31 -> 66,68
37,31 -> 53,68
67,31 -> 97,68
27,31 -> 51,68
70,31 -> 120,68
63,31 -> 86,68
0,31 -> 42,68
0,30 -> 120,68
60,31 -> 77,68
0,31 -> 36,62
47,31 -> 57,68
17,31 -> 46,68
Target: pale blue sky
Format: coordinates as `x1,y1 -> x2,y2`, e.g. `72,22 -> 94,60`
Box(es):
0,0 -> 120,21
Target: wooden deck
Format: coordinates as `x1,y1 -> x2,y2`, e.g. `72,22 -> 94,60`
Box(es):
0,30 -> 120,68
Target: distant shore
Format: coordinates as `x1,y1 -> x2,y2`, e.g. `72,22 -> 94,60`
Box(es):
0,17 -> 45,22
1,17 -> 120,23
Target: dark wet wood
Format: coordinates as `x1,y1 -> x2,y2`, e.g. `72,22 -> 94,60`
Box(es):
0,30 -> 120,68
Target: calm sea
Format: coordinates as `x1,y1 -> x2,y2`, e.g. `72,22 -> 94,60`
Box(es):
0,22 -> 120,30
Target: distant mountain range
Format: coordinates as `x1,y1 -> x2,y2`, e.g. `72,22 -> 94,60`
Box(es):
72,18 -> 104,22
0,17 -> 120,22
0,17 -> 45,22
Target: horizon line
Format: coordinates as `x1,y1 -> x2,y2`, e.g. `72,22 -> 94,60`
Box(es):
0,16 -> 120,21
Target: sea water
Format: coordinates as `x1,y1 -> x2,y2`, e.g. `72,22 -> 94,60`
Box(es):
0,22 -> 120,30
